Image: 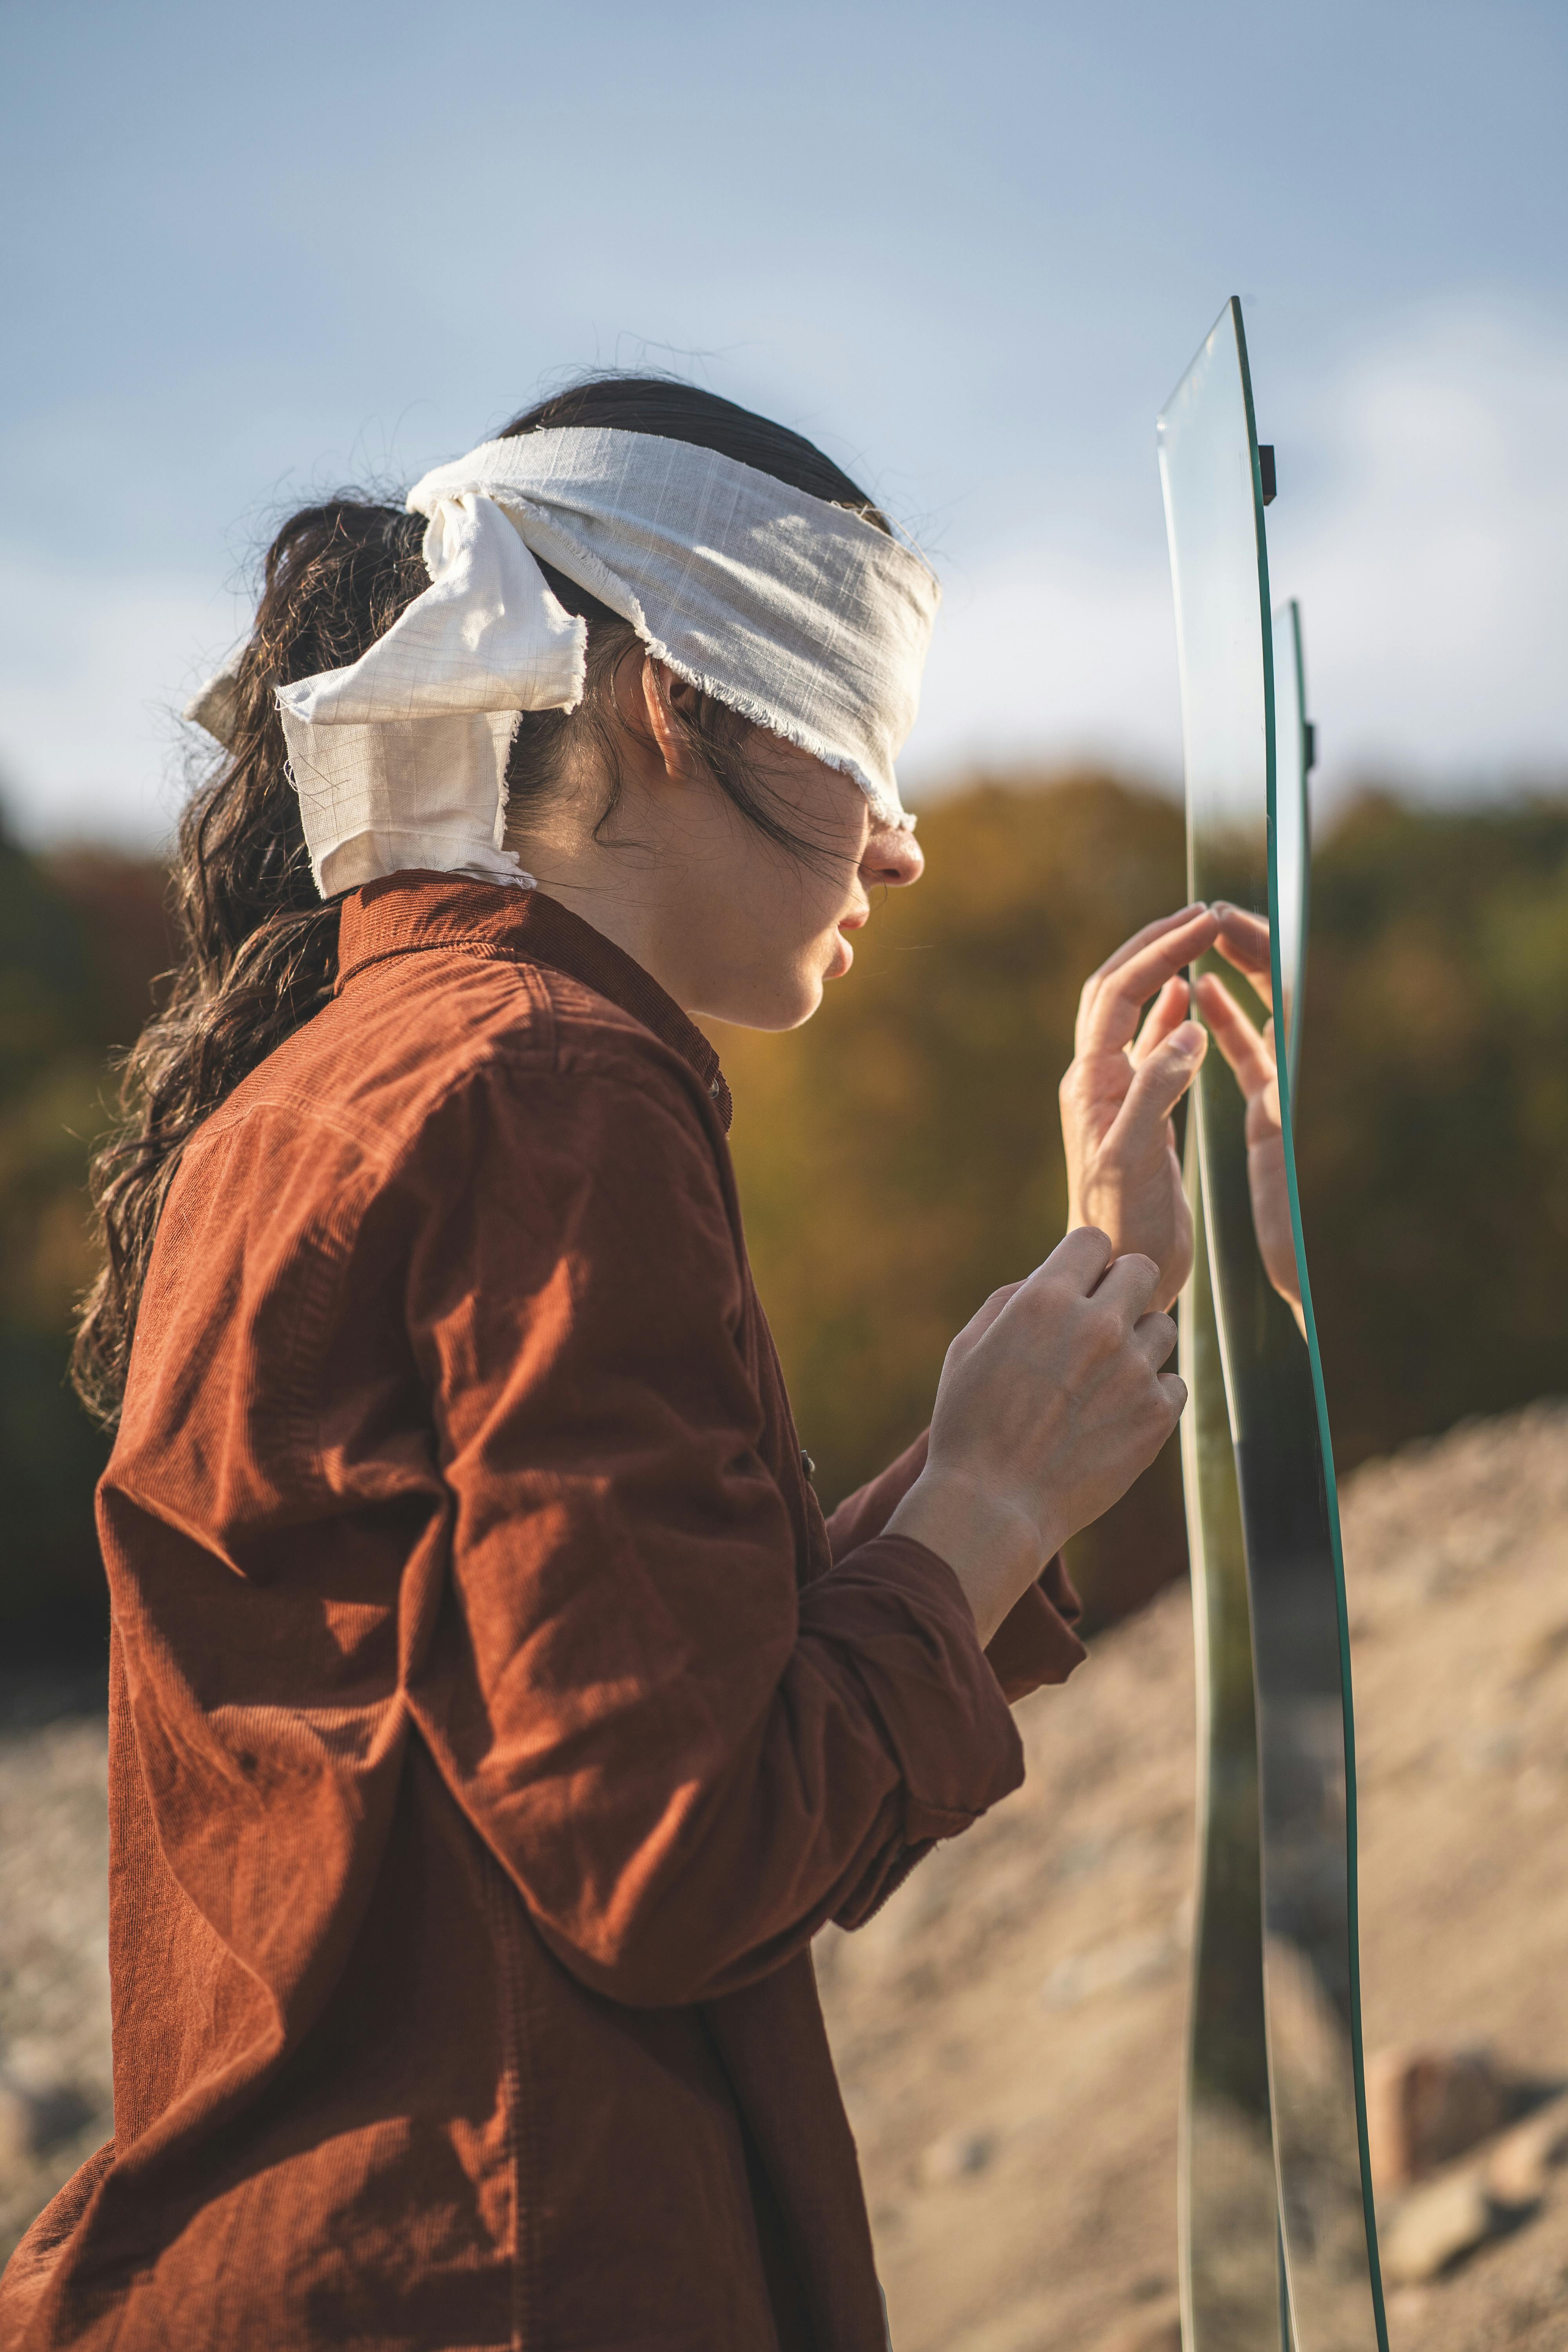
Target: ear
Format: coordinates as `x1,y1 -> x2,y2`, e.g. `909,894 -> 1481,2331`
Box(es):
638,657 -> 705,783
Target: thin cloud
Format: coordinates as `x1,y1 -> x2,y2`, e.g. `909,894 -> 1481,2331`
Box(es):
907,298 -> 1568,806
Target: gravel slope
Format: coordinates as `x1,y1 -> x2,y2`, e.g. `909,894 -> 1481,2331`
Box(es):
3,1406 -> 1566,2349
819,1401 -> 1568,2351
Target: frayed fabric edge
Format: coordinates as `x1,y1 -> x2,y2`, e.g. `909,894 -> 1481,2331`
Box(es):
637,636 -> 915,833
478,494 -> 916,831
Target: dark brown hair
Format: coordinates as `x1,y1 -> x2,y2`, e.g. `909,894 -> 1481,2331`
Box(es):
71,378 -> 882,1424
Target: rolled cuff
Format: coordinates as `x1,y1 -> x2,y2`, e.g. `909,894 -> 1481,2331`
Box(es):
824,1432 -> 1087,1704
806,1531 -> 1026,1931
986,1563 -> 1087,1700
803,1532 -> 1025,1838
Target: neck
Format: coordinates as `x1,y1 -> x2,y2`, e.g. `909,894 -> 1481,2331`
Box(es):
507,785 -> 688,1007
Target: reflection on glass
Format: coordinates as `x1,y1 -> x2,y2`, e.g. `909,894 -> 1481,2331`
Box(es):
1160,299 -> 1388,2351
1273,601 -> 1313,1096
1179,1109 -> 1285,2347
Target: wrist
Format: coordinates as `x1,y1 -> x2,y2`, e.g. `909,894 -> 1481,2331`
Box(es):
886,1468 -> 1061,1646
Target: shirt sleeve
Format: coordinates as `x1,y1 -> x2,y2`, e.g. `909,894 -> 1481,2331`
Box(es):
401,1042 -> 1026,2008
826,1434 -> 1089,1702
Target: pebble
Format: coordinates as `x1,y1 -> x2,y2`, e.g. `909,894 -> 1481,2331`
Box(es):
1486,2091 -> 1568,2208
916,2129 -> 995,2187
1040,1931 -> 1175,2011
1365,2045 -> 1506,2191
1380,2170 -> 1508,2285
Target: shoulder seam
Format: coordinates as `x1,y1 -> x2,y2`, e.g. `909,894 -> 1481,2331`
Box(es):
186,1012 -> 719,1209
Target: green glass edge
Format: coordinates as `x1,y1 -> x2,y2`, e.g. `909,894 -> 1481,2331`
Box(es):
1233,297 -> 1390,2347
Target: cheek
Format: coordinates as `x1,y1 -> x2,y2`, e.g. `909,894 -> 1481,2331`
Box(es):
799,871 -> 855,951
743,855 -> 853,956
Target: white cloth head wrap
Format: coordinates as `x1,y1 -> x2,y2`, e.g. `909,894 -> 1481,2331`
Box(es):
191,426 -> 940,898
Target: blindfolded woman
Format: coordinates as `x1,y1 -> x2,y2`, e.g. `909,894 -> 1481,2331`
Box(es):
5,379 -> 1214,2352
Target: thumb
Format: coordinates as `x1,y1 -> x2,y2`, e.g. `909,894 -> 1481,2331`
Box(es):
1111,1020 -> 1207,1143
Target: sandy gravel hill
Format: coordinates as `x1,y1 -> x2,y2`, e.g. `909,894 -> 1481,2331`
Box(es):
818,1401 -> 1568,2352
3,1404 -> 1567,2350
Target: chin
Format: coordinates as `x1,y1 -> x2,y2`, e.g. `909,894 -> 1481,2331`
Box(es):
695,942 -> 840,1033
694,971 -> 822,1034
759,977 -> 824,1033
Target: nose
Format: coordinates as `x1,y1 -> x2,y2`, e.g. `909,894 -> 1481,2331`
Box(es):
861,825 -> 924,890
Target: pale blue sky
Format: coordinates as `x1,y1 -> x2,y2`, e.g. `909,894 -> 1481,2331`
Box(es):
3,0 -> 1565,843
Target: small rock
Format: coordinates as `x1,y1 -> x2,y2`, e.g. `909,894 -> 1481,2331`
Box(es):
1366,2045 -> 1506,2191
916,2128 -> 995,2186
1486,2089 -> 1568,2206
1041,1932 -> 1174,2011
1380,2170 -> 1507,2284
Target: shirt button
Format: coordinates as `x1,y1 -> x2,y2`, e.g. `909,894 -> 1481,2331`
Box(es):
709,1080 -> 721,1099
800,1449 -> 816,1481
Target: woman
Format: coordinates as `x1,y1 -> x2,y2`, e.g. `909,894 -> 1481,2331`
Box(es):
4,381 -> 1221,2352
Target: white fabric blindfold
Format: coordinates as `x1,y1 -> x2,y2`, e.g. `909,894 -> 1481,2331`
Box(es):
191,426 -> 940,898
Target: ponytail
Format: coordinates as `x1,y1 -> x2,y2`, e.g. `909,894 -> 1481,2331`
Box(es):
72,499 -> 427,1424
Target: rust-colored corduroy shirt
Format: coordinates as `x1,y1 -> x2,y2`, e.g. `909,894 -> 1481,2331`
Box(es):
2,880 -> 1085,2352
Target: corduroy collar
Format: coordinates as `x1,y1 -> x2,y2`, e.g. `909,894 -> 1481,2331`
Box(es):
335,875 -> 732,1130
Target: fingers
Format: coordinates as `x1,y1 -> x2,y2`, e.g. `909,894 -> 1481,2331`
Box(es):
1133,1307 -> 1179,1371
1129,975 -> 1191,1069
1037,1225 -> 1117,1296
1086,904 -> 1207,987
1194,972 -> 1276,1102
1212,902 -> 1274,1006
966,1221 -> 1152,1351
975,1231 -> 1114,1352
1076,907 -> 1220,1057
1093,1249 -> 1162,1320
944,1276 -> 1028,1374
949,1279 -> 1025,1358
1113,1019 -> 1208,1144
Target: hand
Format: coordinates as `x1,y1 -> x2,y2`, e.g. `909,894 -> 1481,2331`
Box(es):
1193,904 -> 1304,1329
887,1230 -> 1186,1643
1060,905 -> 1220,1310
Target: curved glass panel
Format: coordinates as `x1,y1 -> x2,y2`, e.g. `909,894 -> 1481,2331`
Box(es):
1160,299 -> 1388,2352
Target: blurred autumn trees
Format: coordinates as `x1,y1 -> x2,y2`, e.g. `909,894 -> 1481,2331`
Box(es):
2,771 -> 1566,1651
0,823 -> 174,1649
712,776 -> 1568,1620
1290,793 -> 1568,1464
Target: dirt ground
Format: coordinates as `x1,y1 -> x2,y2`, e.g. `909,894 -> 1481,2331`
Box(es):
817,1401 -> 1568,2351
3,1404 -> 1566,2348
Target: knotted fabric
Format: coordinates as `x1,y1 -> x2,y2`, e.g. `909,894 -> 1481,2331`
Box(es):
191,426 -> 941,897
